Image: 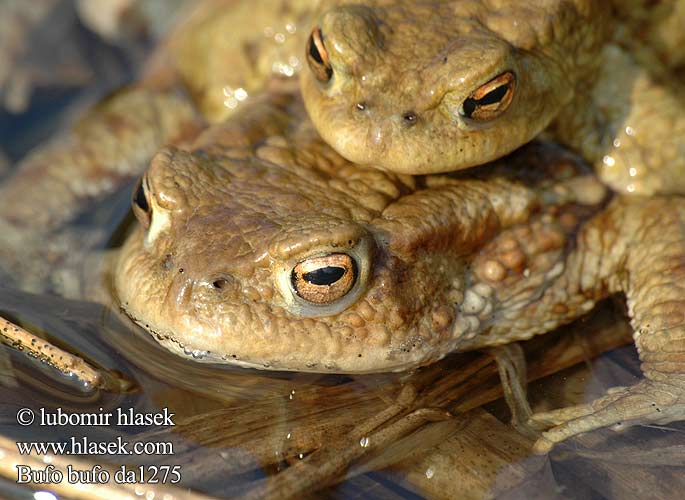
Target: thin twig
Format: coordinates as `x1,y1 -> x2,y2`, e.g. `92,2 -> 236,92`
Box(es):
0,315 -> 102,387
242,407 -> 451,500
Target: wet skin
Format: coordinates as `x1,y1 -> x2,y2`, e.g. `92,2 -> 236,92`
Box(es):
1,1 -> 685,453
1,0 -> 683,240
115,97 -> 685,453
301,0 -> 685,196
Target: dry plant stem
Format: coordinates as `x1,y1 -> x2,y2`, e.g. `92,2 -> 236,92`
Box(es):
137,317 -> 631,491
243,408 -> 452,500
353,384 -> 419,436
411,353 -> 494,408
0,315 -> 102,387
490,343 -> 539,440
0,435 -> 220,500
244,319 -> 631,498
347,416 -> 472,478
453,321 -> 632,413
0,311 -> 632,499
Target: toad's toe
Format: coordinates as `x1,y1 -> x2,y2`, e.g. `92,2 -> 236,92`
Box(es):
529,380 -> 685,454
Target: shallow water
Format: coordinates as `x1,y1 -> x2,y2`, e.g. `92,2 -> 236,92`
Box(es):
4,280 -> 685,499
2,2 -> 685,500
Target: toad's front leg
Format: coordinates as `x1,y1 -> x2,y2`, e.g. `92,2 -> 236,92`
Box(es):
531,379 -> 685,453
529,196 -> 685,452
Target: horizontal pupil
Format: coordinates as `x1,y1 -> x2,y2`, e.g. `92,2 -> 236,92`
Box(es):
303,266 -> 346,286
476,84 -> 508,106
462,97 -> 477,117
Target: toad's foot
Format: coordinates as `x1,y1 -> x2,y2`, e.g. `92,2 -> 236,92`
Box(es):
486,196 -> 685,453
530,379 -> 685,454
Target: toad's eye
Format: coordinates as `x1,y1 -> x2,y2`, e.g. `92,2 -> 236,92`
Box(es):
460,71 -> 515,121
306,27 -> 332,83
132,175 -> 151,229
291,253 -> 357,304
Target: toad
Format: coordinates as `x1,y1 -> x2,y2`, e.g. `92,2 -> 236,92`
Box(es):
114,96 -> 685,453
300,0 -> 685,196
2,0 -> 683,239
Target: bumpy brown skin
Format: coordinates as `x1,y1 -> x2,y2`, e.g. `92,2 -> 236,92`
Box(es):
528,196 -> 685,452
300,0 -> 685,196
302,0 -> 607,172
115,97 -> 588,372
611,0 -> 685,71
0,0 -> 315,290
3,0 -> 682,239
157,0 -> 318,123
115,98 -> 685,450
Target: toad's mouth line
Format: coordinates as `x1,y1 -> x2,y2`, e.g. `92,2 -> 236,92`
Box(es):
120,305 -> 283,369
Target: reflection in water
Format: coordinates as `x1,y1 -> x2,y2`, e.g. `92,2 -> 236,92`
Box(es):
2,280 -> 664,499
2,2 -> 685,499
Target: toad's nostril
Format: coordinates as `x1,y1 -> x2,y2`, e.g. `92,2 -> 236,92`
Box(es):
402,111 -> 418,126
211,276 -> 233,290
213,279 -> 229,290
